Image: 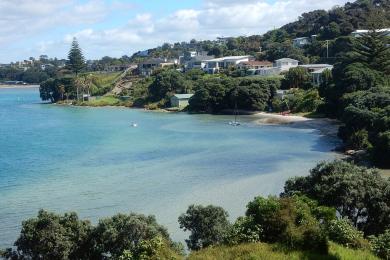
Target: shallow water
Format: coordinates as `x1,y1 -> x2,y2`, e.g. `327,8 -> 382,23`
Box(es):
0,87 -> 339,248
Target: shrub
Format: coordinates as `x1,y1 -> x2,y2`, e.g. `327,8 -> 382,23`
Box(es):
327,218 -> 369,249
370,229 -> 390,260
245,196 -> 329,253
224,216 -> 262,245
178,205 -> 231,250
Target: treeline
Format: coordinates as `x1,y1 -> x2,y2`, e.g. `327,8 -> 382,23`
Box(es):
0,66 -> 56,84
317,30 -> 390,167
139,0 -> 389,64
2,160 -> 389,259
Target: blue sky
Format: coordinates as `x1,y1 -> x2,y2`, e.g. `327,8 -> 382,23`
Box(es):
0,0 -> 350,63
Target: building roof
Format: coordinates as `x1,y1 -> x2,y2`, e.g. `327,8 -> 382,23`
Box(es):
310,67 -> 333,74
352,28 -> 390,33
299,64 -> 333,69
204,56 -> 252,62
239,60 -> 273,66
275,58 -> 299,63
293,37 -> 310,41
187,55 -> 214,62
172,94 -> 194,99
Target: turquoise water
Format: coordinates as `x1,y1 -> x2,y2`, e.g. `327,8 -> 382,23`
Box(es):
0,87 -> 339,248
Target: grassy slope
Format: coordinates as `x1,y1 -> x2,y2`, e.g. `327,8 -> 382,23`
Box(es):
187,242 -> 379,260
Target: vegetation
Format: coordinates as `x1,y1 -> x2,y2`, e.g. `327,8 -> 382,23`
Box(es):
2,160 -> 390,259
282,160 -> 390,236
1,210 -> 182,260
188,242 -> 379,260
178,205 -> 230,250
67,37 -> 85,76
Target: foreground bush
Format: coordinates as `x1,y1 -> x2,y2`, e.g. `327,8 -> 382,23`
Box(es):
370,229 -> 390,260
245,195 -> 334,253
282,160 -> 390,236
327,218 -> 369,249
178,205 -> 230,250
1,210 -> 182,260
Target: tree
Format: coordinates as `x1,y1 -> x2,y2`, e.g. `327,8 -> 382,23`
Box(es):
178,205 -> 230,250
245,195 -> 331,253
282,160 -> 390,235
282,67 -> 312,89
7,210 -> 92,260
67,37 -> 85,75
90,213 -> 171,259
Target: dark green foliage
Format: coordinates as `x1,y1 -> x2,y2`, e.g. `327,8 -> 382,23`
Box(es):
327,218 -> 369,249
39,77 -> 75,103
245,196 -> 331,253
372,131 -> 390,167
67,38 -> 85,75
178,205 -> 231,250
8,210 -> 92,260
188,77 -> 280,113
148,69 -> 190,103
2,211 -> 177,260
282,67 -> 312,89
369,229 -> 390,259
90,213 -> 171,259
282,160 -> 390,236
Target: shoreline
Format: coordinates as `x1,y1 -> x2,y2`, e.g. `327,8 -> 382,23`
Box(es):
0,84 -> 39,89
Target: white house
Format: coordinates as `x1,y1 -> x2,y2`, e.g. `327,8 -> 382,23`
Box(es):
293,37 -> 310,48
351,28 -> 390,37
203,56 -> 252,74
138,58 -> 177,76
170,94 -> 194,108
299,64 -> 333,85
274,58 -> 299,72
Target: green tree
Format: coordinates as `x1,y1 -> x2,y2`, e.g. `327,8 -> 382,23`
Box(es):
245,195 -> 330,253
90,213 -> 171,259
67,37 -> 85,75
5,210 -> 92,260
178,205 -> 231,250
282,67 -> 312,89
282,160 -> 390,235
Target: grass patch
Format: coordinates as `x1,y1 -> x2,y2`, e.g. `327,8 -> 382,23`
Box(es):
78,96 -> 132,107
187,242 -> 379,260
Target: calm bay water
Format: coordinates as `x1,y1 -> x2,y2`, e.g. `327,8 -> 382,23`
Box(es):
0,87 -> 339,248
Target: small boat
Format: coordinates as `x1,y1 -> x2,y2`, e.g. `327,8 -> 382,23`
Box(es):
229,101 -> 240,126
130,122 -> 138,127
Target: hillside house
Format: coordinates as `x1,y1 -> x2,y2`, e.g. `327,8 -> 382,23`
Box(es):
203,56 -> 252,74
274,58 -> 299,72
351,28 -> 390,37
170,94 -> 194,108
138,58 -> 177,76
237,60 -> 273,70
299,64 -> 333,85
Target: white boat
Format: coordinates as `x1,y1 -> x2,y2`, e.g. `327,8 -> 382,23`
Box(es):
130,122 -> 138,127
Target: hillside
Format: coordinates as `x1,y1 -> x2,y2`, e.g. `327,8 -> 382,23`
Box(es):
188,242 -> 379,260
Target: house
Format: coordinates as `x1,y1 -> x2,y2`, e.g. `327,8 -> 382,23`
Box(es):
170,94 -> 194,108
274,58 -> 299,72
203,56 -> 252,74
185,55 -> 215,70
41,64 -> 54,70
138,58 -> 177,76
299,64 -> 333,85
106,64 -> 136,72
351,28 -> 390,37
237,60 -> 273,70
293,37 -> 310,48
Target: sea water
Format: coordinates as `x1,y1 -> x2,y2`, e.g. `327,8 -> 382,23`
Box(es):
0,87 -> 339,248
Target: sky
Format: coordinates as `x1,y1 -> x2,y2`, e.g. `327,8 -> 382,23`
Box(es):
0,0 -> 351,63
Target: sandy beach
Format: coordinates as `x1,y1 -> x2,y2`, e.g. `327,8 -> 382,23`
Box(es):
249,112 -> 340,136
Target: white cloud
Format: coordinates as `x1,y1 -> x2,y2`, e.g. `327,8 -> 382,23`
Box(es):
0,0 -> 350,62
